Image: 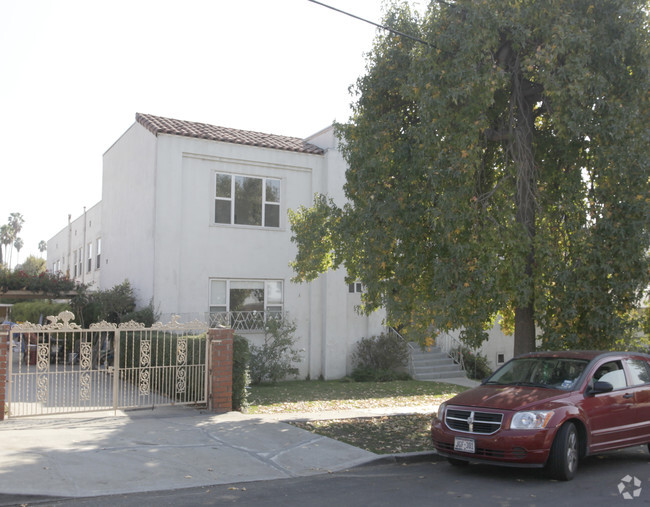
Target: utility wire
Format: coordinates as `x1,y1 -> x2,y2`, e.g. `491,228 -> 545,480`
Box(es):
307,0 -> 435,48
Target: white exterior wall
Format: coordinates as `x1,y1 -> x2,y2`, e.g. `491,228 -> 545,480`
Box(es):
47,202 -> 102,290
52,122 -> 387,380
448,323 -> 515,371
477,325 -> 514,370
100,123 -> 157,303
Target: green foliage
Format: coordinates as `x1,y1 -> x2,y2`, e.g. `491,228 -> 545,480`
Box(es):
352,332 -> 410,371
619,306 -> 650,352
288,195 -> 343,282
122,301 -> 158,327
249,318 -> 302,384
452,346 -> 493,381
290,0 -> 650,353
351,332 -> 410,382
350,367 -> 411,382
0,268 -> 77,297
232,335 -> 251,411
12,300 -> 70,323
72,280 -> 158,327
19,256 -> 46,276
0,212 -> 24,268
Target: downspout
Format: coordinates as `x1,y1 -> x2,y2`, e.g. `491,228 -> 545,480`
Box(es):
82,206 -> 87,285
66,214 -> 72,278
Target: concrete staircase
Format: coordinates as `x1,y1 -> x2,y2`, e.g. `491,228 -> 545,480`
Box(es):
408,343 -> 469,381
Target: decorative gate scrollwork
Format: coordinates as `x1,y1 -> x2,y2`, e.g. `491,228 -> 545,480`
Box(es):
36,343 -> 50,403
8,311 -> 209,417
139,338 -> 151,396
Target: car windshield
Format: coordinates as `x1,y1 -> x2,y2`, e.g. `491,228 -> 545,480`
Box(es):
485,357 -> 590,390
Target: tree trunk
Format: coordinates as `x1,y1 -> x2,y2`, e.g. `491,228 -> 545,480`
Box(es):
511,59 -> 538,355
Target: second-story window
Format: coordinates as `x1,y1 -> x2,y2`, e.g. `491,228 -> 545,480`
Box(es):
96,238 -> 101,269
87,243 -> 92,273
214,173 -> 281,228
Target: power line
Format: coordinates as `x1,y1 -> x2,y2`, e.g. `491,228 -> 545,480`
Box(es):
307,0 -> 434,48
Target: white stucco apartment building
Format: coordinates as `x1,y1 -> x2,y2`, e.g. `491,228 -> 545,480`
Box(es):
47,113 -> 385,379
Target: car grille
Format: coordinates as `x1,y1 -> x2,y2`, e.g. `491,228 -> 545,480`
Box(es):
445,407 -> 503,435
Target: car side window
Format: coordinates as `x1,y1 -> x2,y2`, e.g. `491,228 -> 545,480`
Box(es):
592,360 -> 628,390
625,359 -> 650,386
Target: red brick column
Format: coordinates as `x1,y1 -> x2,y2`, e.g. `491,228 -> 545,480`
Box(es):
208,327 -> 234,413
0,325 -> 9,421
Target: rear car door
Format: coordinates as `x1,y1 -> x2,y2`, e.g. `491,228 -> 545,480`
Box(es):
623,357 -> 650,442
581,360 -> 638,452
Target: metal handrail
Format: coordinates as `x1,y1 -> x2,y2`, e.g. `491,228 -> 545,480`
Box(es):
436,332 -> 466,371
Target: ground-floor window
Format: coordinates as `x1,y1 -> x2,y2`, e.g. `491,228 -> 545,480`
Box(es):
209,279 -> 283,330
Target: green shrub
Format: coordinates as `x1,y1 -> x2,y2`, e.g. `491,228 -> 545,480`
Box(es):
12,300 -> 70,323
351,332 -> 410,382
122,300 -> 159,327
232,335 -> 251,411
249,318 -> 302,384
350,367 -> 411,382
353,332 -> 409,371
452,346 -> 493,380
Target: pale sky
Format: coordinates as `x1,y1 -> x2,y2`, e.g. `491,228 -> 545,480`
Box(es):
0,0 -> 415,267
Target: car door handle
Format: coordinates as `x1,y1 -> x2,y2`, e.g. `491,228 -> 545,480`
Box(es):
623,393 -> 634,399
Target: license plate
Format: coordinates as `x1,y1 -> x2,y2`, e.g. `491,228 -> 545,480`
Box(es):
454,437 -> 475,454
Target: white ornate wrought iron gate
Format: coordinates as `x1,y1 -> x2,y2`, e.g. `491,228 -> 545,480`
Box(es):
7,311 -> 209,418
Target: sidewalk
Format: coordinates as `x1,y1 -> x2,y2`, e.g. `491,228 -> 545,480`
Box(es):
0,377 -> 477,501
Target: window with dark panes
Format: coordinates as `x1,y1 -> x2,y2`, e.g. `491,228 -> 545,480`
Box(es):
209,279 -> 284,315
214,174 -> 232,224
87,242 -> 93,273
265,178 -> 280,227
214,172 -> 281,228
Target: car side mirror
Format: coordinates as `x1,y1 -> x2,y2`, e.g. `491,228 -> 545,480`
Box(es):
588,381 -> 614,395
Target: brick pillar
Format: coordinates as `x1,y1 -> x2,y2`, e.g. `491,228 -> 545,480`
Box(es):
0,325 -> 9,421
208,327 -> 234,413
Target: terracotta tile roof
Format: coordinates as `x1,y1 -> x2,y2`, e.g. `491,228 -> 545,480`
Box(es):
136,113 -> 324,155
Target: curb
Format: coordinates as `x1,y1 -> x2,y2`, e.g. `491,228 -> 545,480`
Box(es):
359,450 -> 447,467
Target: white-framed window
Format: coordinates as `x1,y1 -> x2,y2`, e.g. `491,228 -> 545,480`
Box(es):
73,250 -> 78,277
348,282 -> 364,293
78,247 -> 83,277
96,238 -> 101,269
87,243 -> 93,273
214,173 -> 281,228
209,279 -> 283,315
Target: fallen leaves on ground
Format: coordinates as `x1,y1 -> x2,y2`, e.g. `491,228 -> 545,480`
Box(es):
291,413 -> 434,454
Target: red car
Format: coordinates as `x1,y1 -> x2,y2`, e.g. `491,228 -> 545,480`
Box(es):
431,351 -> 650,480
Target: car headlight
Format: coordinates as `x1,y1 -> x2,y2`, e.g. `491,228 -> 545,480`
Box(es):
510,410 -> 554,430
436,402 -> 447,421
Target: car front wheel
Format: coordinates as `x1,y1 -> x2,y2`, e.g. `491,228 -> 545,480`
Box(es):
547,422 -> 579,481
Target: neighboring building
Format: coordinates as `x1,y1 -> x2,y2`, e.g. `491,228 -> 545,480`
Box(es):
47,204 -> 102,290
47,113 -> 385,379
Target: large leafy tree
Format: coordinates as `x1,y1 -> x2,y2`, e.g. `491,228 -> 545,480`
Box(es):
290,0 -> 649,353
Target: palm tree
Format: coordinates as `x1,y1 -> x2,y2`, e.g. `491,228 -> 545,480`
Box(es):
14,237 -> 23,267
7,212 -> 24,267
0,224 -> 11,268
38,240 -> 47,256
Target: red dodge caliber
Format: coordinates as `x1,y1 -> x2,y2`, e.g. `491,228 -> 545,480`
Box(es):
431,351 -> 650,480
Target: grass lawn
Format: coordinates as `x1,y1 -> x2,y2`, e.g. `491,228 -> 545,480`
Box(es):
247,380 -> 467,454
